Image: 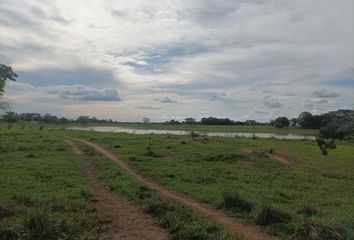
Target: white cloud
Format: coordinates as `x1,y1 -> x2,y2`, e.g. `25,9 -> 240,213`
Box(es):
0,0 -> 352,121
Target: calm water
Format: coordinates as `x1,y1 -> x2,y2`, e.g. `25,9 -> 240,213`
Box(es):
69,126 -> 315,140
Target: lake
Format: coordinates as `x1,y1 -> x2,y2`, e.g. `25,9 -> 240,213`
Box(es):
69,126 -> 316,140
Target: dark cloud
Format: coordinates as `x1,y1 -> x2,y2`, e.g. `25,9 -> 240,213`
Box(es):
211,92 -> 226,101
160,97 -> 177,103
312,89 -> 340,98
17,67 -> 118,87
118,44 -> 210,75
303,98 -> 328,109
135,105 -> 161,110
0,3 -> 69,34
45,85 -> 121,101
263,96 -> 282,108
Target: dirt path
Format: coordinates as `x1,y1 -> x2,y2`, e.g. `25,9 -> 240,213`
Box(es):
66,137 -> 278,240
241,147 -> 291,166
64,139 -> 170,240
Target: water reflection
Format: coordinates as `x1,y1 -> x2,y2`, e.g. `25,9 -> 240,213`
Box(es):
69,126 -> 315,140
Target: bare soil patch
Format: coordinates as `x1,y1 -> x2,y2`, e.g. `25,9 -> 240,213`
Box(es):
67,137 -> 278,240
237,160 -> 255,168
161,153 -> 177,161
241,147 -> 291,166
64,139 -> 170,240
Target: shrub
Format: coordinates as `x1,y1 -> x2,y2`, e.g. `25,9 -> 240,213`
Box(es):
190,131 -> 199,138
0,205 -> 13,220
222,190 -> 253,213
142,196 -> 169,217
12,194 -> 34,207
315,137 -> 336,156
255,207 -> 291,226
144,144 -> 160,157
26,153 -> 36,158
297,204 -> 319,217
294,222 -> 344,240
23,209 -> 60,240
0,227 -> 19,240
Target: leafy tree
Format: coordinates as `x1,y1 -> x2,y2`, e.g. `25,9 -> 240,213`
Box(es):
315,137 -> 336,156
0,64 -> 17,112
200,117 -> 233,125
77,116 -> 90,125
43,113 -> 58,123
297,112 -> 323,129
273,117 -> 290,128
184,117 -> 196,124
0,64 -> 17,95
142,117 -> 150,124
2,112 -> 19,122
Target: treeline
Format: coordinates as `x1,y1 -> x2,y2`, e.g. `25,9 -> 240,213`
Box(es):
164,117 -> 265,126
271,110 -> 354,139
0,112 -> 116,125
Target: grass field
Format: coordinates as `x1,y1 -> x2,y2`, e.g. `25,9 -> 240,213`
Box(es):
67,128 -> 354,239
1,123 -> 353,239
0,124 -> 113,240
0,124 -> 239,240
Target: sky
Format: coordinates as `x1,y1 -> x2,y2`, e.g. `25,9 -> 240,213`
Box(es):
0,0 -> 353,122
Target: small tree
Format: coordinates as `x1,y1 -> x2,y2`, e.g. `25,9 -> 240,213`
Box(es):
0,64 -> 17,95
0,64 -> 17,112
142,117 -> 150,124
315,137 -> 336,156
184,117 -> 196,124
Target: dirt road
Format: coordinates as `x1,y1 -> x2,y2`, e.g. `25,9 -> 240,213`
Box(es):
67,137 -> 278,240
64,139 -> 170,240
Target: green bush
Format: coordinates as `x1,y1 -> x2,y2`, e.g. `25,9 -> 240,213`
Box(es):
255,207 -> 291,226
222,190 -> 253,213
23,209 -> 60,240
294,222 -> 344,240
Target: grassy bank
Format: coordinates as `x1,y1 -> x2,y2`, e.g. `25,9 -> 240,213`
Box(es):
67,129 -> 354,239
0,125 -> 112,240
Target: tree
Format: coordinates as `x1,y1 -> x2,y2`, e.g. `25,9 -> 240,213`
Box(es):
2,112 -> 19,122
0,64 -> 17,95
297,112 -> 323,129
142,117 -> 150,124
184,118 -> 196,124
273,117 -> 290,128
0,64 -> 17,112
77,116 -> 90,125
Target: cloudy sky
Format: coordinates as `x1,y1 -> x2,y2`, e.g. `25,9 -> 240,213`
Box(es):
1,0 -> 353,122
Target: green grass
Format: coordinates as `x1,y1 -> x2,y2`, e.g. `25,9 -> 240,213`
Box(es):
0,124 -> 111,239
66,129 -> 354,239
77,143 -> 241,240
1,123 -> 353,239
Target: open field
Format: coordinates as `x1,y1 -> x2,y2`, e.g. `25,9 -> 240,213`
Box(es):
1,123 -> 353,239
66,128 -> 354,239
0,125 -> 112,240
